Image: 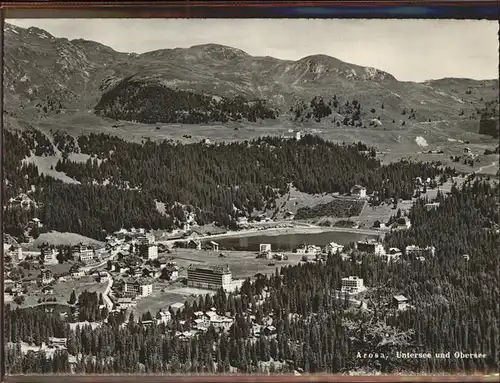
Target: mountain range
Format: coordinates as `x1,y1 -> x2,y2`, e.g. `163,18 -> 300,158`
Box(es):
3,22 -> 499,136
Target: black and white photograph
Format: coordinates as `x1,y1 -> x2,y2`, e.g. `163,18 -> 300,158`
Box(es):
2,18 -> 499,376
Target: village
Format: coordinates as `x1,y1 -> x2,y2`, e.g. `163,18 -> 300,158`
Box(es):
3,172 -> 478,358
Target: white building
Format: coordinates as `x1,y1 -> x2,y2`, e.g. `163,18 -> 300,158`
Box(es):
357,240 -> 386,256
7,245 -> 24,262
393,295 -> 409,311
76,246 -> 95,263
116,297 -> 136,309
123,278 -> 154,298
295,131 -> 302,141
157,310 -> 172,325
405,245 -> 435,258
259,244 -> 272,253
341,276 -> 366,294
325,242 -> 344,255
42,247 -> 59,265
295,244 -> 321,255
141,244 -> 158,260
187,265 -> 232,291
350,185 -> 367,199
395,217 -> 412,230
385,248 -> 402,263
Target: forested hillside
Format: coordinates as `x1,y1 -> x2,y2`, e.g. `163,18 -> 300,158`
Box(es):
5,179 -> 499,374
4,131 -> 455,240
95,80 -> 278,124
478,98 -> 499,138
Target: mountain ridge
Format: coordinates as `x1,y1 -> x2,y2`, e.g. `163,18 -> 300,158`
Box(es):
3,22 -> 499,130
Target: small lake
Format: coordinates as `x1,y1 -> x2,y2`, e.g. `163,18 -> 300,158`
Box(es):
207,231 -> 378,252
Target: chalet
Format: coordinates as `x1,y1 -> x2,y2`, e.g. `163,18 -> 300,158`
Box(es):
385,248 -> 402,263
373,220 -> 387,229
42,286 -> 54,295
156,310 -> 172,325
163,265 -> 179,281
141,320 -> 154,327
405,245 -> 435,258
350,185 -> 367,199
142,267 -> 161,279
8,193 -> 34,210
210,316 -> 234,331
187,239 -> 202,250
425,202 -> 440,211
393,295 -> 409,311
128,267 -> 142,278
325,242 -> 344,255
30,218 -> 43,228
395,217 -> 412,230
39,270 -> 54,285
207,241 -> 220,252
357,240 -> 386,256
263,326 -> 277,336
273,253 -> 288,261
295,244 -> 320,255
98,272 -> 110,282
48,337 -> 67,348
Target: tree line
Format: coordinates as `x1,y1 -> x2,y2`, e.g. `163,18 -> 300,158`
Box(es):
4,130 -> 456,240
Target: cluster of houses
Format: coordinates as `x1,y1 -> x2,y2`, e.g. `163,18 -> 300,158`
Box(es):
142,304 -> 281,342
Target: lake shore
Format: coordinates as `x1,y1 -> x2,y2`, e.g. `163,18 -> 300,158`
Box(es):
160,224 -> 383,245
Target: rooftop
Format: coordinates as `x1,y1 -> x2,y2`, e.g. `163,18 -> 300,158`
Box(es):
188,264 -> 231,274
393,295 -> 408,302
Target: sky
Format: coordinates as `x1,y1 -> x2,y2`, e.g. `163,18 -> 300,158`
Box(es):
7,19 -> 498,82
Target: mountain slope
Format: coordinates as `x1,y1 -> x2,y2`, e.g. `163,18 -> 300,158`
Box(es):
3,22 -> 499,132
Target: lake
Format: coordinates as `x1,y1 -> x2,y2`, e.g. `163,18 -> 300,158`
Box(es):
207,231 -> 379,252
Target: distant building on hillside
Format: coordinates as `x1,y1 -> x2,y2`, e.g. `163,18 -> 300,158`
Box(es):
341,276 -> 366,294
357,240 -> 386,256
187,264 -> 232,291
393,295 -> 409,311
325,242 -> 344,255
350,185 -> 367,199
405,245 -> 435,258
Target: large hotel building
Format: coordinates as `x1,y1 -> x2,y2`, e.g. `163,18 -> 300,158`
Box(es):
187,264 -> 232,290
